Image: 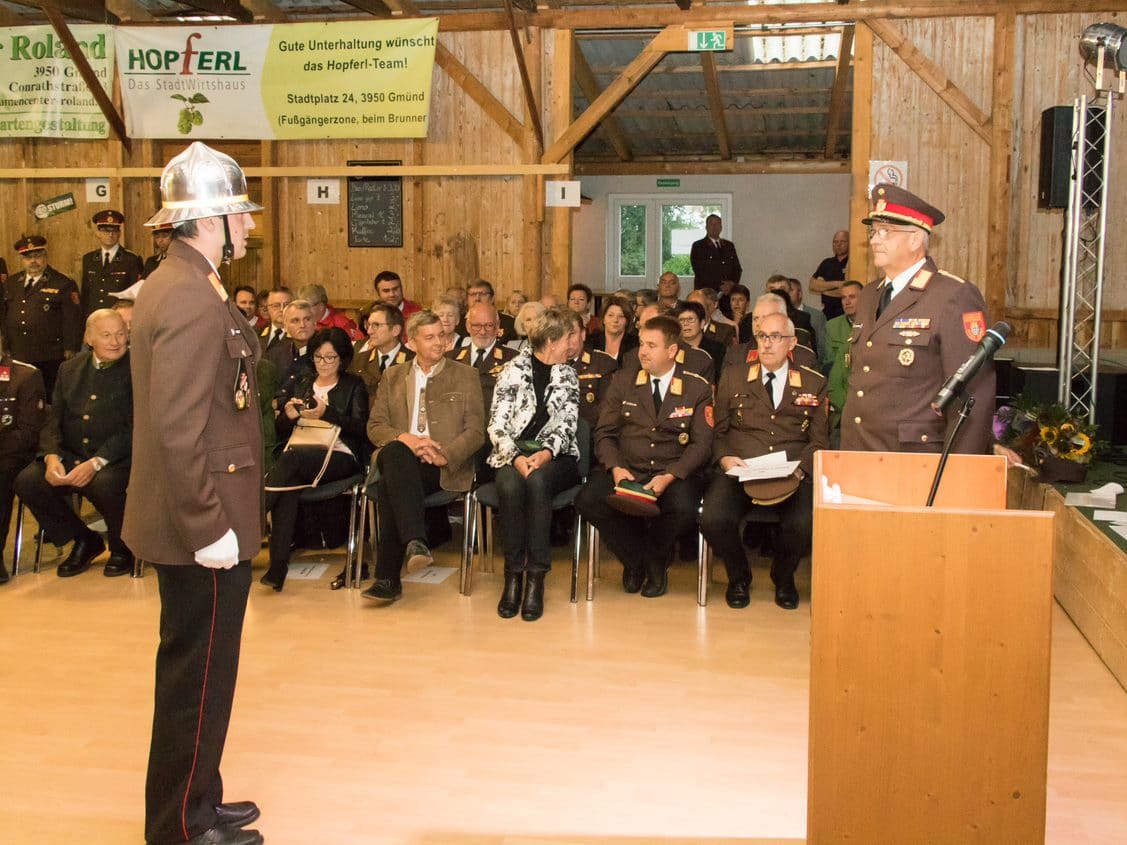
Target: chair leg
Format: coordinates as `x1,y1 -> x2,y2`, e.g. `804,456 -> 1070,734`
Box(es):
133,557 -> 144,578
354,489 -> 371,589
570,513 -> 582,603
697,531 -> 710,607
34,527 -> 45,573
12,500 -> 25,577
586,523 -> 598,601
460,493 -> 474,596
345,483 -> 359,588
459,492 -> 474,596
484,505 -> 494,574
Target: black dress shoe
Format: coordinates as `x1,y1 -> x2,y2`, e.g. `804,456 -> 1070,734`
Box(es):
0,558 -> 10,585
182,825 -> 264,845
775,579 -> 799,610
362,578 -> 402,602
497,572 -> 522,619
521,571 -> 545,621
103,553 -> 134,577
329,565 -> 369,590
215,800 -> 260,828
258,570 -> 285,592
57,532 -> 105,577
725,579 -> 751,609
641,568 -> 668,598
621,567 -> 644,594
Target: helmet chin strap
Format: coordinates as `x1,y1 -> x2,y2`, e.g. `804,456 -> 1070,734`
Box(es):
221,216 -> 234,263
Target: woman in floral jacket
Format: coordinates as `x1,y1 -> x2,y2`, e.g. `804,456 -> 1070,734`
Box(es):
487,306 -> 580,621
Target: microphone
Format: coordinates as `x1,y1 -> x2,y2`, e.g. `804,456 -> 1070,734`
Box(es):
933,321 -> 1010,413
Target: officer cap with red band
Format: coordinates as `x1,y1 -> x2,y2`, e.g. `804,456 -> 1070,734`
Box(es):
92,209 -> 125,227
14,234 -> 47,254
862,183 -> 945,232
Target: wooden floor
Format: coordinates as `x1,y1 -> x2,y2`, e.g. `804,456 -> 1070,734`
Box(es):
2,537 -> 1126,845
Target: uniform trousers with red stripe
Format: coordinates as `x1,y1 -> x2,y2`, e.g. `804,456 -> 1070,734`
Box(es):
146,560 -> 251,844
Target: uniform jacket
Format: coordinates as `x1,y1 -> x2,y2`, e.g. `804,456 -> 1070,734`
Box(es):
447,342 -> 517,415
41,350 -> 132,468
488,348 -> 579,467
824,314 -> 854,413
0,356 -> 46,464
738,308 -> 816,355
841,257 -> 995,455
713,360 -> 829,477
350,340 -> 414,397
724,341 -> 819,373
276,370 -> 370,464
1,267 -> 83,362
695,335 -> 728,384
620,343 -> 714,385
81,247 -> 143,314
586,331 -> 638,367
690,237 -> 743,289
367,357 -> 484,493
595,364 -> 714,481
142,252 -> 166,278
704,319 -> 735,348
569,348 -> 618,428
124,239 -> 265,564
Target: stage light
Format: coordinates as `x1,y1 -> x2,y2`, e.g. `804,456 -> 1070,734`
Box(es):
1080,23 -> 1127,74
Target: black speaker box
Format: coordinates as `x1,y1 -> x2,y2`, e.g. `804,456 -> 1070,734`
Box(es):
1038,105 -> 1107,210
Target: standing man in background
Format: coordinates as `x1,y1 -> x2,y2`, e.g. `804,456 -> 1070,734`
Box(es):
690,214 -> 742,290
143,223 -> 175,277
125,142 -> 265,845
80,209 -> 144,315
809,229 -> 850,320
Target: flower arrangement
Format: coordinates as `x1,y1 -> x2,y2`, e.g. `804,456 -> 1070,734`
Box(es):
994,397 -> 1101,477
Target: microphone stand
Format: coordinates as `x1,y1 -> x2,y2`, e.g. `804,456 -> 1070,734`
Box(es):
926,394 -> 975,507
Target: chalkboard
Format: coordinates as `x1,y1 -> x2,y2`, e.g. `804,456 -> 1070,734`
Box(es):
347,176 -> 403,248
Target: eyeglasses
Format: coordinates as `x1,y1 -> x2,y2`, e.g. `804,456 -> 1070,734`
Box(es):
677,317 -> 700,326
754,332 -> 794,344
867,225 -> 917,240
469,322 -> 496,331
313,354 -> 339,363
368,321 -> 389,329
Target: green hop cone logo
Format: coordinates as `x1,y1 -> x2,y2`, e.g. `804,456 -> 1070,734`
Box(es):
171,93 -> 209,134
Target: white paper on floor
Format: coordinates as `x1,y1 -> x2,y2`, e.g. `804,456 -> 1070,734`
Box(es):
287,562 -> 329,580
1093,510 -> 1127,523
1110,524 -> 1127,543
403,566 -> 456,584
1064,482 -> 1124,509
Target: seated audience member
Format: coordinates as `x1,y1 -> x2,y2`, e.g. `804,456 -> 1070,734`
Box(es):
459,279 -> 516,339
255,289 -> 271,331
727,284 -> 752,340
350,303 -> 413,396
539,292 -> 561,309
111,298 -> 135,336
575,315 -> 714,598
261,286 -> 294,350
507,301 -> 545,352
676,301 -> 726,385
233,285 -> 259,329
505,290 -> 527,319
714,280 -> 738,322
374,270 -> 421,320
788,277 -> 829,369
15,309 -> 133,578
261,327 -> 369,592
362,311 -> 485,603
688,288 -> 735,345
726,293 -> 819,372
447,302 -> 517,413
565,310 -> 618,428
0,331 -> 47,585
700,311 -> 828,611
633,288 -> 658,315
268,299 -> 317,398
757,276 -> 816,353
567,283 -> 602,335
825,280 -> 863,437
445,285 -> 468,315
657,272 -> 683,311
621,303 -> 714,384
299,283 -> 363,341
433,297 -> 463,352
586,295 -> 637,366
488,307 -> 580,621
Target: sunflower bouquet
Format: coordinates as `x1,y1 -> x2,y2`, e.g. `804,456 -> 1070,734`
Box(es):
994,398 -> 1101,478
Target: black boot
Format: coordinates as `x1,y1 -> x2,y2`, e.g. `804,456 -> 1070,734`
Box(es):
259,563 -> 286,592
498,571 -> 522,618
521,571 -> 545,621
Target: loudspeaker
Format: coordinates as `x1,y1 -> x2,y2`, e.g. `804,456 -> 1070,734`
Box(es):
1038,105 -> 1108,210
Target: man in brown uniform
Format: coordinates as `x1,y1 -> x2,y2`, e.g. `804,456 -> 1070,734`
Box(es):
700,312 -> 829,610
446,302 -> 517,413
576,315 -> 714,598
563,310 -> 618,429
80,209 -> 144,315
0,331 -> 46,585
841,184 -> 995,454
124,143 -> 265,845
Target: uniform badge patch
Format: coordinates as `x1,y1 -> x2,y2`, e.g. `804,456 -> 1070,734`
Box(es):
668,406 -> 693,419
677,432 -> 690,446
586,392 -> 595,404
0,366 -> 9,382
704,405 -> 714,427
898,348 -> 915,367
794,393 -> 820,406
892,318 -> 931,330
963,311 -> 986,342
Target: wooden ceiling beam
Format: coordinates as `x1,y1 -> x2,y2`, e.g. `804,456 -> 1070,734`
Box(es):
170,0 -> 253,22
673,0 -> 693,10
106,0 -> 153,21
611,105 -> 833,118
575,158 -> 850,176
502,0 -> 545,152
573,42 -> 634,162
700,51 -> 732,160
824,23 -> 853,157
8,0 -> 118,23
336,0 -> 393,17
590,59 -> 839,75
383,0 -> 419,15
868,17 -> 990,143
434,42 -> 527,149
241,0 -> 288,21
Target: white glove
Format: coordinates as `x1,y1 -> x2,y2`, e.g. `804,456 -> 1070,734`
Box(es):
194,528 -> 240,570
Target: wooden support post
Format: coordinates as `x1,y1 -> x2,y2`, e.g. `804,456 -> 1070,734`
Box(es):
435,43 -> 527,149
985,11 -> 1015,323
700,52 -> 732,160
503,0 -> 545,153
522,26 -> 544,295
260,141 -> 278,287
547,28 -> 574,296
824,24 -> 854,158
574,43 -> 633,162
849,23 -> 874,280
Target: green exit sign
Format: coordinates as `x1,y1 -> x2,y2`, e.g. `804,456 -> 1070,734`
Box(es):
656,178 -> 681,188
690,30 -> 727,51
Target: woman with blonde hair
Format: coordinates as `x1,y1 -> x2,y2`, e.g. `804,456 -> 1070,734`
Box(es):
433,296 -> 463,352
506,300 -> 545,352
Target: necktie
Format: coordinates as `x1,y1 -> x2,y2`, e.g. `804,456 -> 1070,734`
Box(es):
102,252 -> 110,268
24,276 -> 36,292
270,329 -> 283,348
473,348 -> 486,369
877,282 -> 893,318
765,371 -> 777,408
379,354 -> 389,373
652,378 -> 662,413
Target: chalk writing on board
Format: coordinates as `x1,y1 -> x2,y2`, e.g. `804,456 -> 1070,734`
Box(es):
348,175 -> 403,248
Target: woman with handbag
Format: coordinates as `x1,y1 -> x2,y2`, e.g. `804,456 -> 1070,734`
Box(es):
261,327 -> 369,591
487,307 -> 580,621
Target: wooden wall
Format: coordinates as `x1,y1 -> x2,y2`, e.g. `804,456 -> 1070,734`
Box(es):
864,11 -> 1127,349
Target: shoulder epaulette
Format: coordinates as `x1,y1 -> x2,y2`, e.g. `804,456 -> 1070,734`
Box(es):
938,269 -> 969,285
798,365 -> 826,382
683,370 -> 710,386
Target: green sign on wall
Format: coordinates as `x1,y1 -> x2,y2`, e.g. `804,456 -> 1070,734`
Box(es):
690,30 -> 727,52
656,178 -> 681,188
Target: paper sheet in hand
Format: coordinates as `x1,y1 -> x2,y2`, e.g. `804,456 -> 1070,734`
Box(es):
726,451 -> 800,481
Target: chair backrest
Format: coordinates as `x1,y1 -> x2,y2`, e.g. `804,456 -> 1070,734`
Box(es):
576,416 -> 592,479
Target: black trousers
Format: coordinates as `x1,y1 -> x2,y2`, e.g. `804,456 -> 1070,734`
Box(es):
13,459 -> 130,555
575,469 -> 704,578
699,472 -> 814,584
146,561 -> 251,844
495,456 -> 578,574
373,440 -> 442,582
0,455 -> 32,551
31,359 -> 62,398
264,449 -> 359,578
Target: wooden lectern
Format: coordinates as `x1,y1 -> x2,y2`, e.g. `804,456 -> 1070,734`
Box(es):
808,451 -> 1054,844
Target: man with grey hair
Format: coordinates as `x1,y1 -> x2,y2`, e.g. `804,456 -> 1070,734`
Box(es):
297,282 -> 362,341
266,298 -> 316,387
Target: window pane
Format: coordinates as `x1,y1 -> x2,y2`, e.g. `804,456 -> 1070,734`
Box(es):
661,203 -> 722,275
619,204 -> 647,277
